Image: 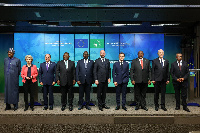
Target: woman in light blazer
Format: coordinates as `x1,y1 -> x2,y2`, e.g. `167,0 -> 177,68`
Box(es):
21,55 -> 38,111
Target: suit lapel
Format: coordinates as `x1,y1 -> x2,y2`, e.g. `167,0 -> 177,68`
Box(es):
136,58 -> 142,69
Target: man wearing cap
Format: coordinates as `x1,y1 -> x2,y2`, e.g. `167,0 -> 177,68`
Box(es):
4,48 -> 21,111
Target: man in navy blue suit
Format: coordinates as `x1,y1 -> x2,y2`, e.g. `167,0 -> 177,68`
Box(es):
112,52 -> 129,111
39,54 -> 56,110
76,51 -> 94,110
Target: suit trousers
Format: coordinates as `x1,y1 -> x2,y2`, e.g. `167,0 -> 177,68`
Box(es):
43,85 -> 54,107
116,83 -> 127,107
134,83 -> 148,107
23,80 -> 36,108
78,81 -> 91,106
61,84 -> 74,107
97,80 -> 108,107
154,81 -> 166,107
173,82 -> 187,108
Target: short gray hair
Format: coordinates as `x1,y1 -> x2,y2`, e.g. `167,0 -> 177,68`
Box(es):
25,55 -> 33,61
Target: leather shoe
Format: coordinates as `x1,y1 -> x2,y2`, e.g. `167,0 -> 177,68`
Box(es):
43,106 -> 48,110
142,106 -> 148,111
24,108 -> 28,111
155,106 -> 159,111
78,105 -> 83,110
175,107 -> 180,110
31,107 -> 34,111
99,106 -> 103,111
135,106 -> 139,110
161,106 -> 167,111
122,106 -> 127,111
183,107 -> 190,112
49,106 -> 53,110
85,105 -> 91,110
14,107 -> 18,111
102,105 -> 110,109
115,106 -> 120,110
61,106 -> 65,111
69,106 -> 73,111
5,106 -> 11,111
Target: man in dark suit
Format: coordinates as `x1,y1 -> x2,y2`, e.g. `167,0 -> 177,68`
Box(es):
130,51 -> 151,111
94,50 -> 111,111
76,51 -> 94,110
113,52 -> 129,111
56,52 -> 76,111
152,49 -> 170,111
39,54 -> 56,110
170,53 -> 190,112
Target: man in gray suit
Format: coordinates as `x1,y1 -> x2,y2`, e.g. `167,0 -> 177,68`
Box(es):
130,51 -> 151,111
56,52 -> 76,111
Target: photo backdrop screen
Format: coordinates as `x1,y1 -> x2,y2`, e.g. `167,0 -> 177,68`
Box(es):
14,33 -> 164,87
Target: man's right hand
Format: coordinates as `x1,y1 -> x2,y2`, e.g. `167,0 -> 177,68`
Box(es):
131,80 -> 135,85
177,78 -> 180,82
114,82 -> 118,86
77,81 -> 81,85
57,80 -> 60,85
40,82 -> 43,85
26,77 -> 30,80
152,81 -> 156,84
95,80 -> 99,85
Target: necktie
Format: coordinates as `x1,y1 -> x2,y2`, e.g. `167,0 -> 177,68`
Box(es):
141,60 -> 143,69
65,61 -> 68,69
179,62 -> 181,70
85,60 -> 87,68
121,62 -> 123,70
161,60 -> 163,68
46,63 -> 48,71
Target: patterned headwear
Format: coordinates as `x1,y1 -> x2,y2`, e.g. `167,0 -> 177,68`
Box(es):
8,48 -> 15,54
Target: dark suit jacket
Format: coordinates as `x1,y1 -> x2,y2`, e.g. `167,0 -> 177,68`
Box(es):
112,61 -> 129,84
170,60 -> 189,84
56,60 -> 75,86
76,59 -> 94,84
130,58 -> 151,83
39,61 -> 56,85
93,58 -> 111,82
152,58 -> 170,82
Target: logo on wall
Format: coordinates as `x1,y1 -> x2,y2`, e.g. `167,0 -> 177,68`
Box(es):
75,39 -> 88,48
90,39 -> 104,48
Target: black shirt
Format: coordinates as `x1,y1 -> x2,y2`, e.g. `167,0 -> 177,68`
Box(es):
26,64 -> 33,78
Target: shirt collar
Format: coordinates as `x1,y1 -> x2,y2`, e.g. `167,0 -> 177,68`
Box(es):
138,58 -> 143,61
84,59 -> 88,63
101,57 -> 105,61
64,60 -> 68,63
119,60 -> 123,63
26,64 -> 33,67
177,60 -> 182,63
46,61 -> 50,64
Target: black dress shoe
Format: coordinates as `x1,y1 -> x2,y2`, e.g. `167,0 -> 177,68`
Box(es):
69,106 -> 73,111
78,105 -> 83,110
49,106 -> 53,110
43,106 -> 48,110
24,108 -> 28,111
161,106 -> 167,111
14,107 -> 18,111
142,106 -> 148,111
102,105 -> 110,109
99,106 -> 103,111
115,106 -> 120,110
175,107 -> 180,110
155,106 -> 159,111
31,107 -> 34,111
5,107 -> 11,111
183,107 -> 190,112
135,106 -> 139,110
85,105 -> 91,110
122,106 -> 127,111
61,106 -> 65,111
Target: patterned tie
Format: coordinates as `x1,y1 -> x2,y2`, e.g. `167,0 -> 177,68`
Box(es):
141,60 -> 143,69
179,62 -> 181,70
46,63 -> 48,71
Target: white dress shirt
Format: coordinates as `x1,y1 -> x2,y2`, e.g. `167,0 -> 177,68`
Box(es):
138,58 -> 143,65
64,60 -> 68,69
46,61 -> 50,68
177,60 -> 182,66
159,58 -> 165,66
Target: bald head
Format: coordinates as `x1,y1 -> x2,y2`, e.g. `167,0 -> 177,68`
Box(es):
100,50 -> 106,58
158,49 -> 164,58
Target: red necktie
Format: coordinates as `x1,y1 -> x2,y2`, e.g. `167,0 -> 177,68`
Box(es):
141,60 -> 143,69
179,62 -> 181,70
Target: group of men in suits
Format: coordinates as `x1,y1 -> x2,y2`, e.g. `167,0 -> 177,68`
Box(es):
4,48 -> 190,112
